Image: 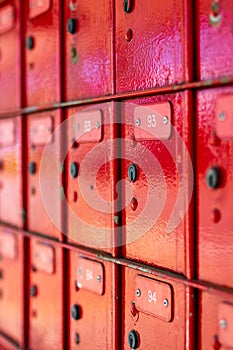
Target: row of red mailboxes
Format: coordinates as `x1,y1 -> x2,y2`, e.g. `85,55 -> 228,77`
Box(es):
1,87 -> 233,287
0,226 -> 233,350
0,0 -> 233,112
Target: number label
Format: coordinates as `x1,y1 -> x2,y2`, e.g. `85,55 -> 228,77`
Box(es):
147,114 -> 156,128
148,289 -> 157,303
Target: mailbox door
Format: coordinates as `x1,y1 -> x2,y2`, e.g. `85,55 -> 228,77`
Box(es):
122,267 -> 194,349
25,0 -> 60,106
0,226 -> 24,347
115,0 -> 193,93
66,102 -> 120,255
0,116 -> 23,228
64,0 -> 114,101
198,291 -> 233,350
197,87 -> 233,288
197,0 -> 233,81
69,249 -> 119,349
0,1 -> 21,113
27,110 -> 63,239
121,92 -> 194,276
29,239 -> 63,350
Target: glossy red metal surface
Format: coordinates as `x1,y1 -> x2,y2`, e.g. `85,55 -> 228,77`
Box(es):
0,336 -> 18,350
29,238 -> 63,350
0,116 -> 23,228
27,110 -> 63,239
0,0 -> 21,113
69,249 -> 120,350
25,0 -> 61,106
115,0 -> 193,93
64,0 -> 114,101
121,92 -> 194,276
122,267 -> 194,349
0,226 -> 24,347
198,290 -> 233,350
66,102 -> 120,255
197,87 -> 233,288
197,0 -> 233,81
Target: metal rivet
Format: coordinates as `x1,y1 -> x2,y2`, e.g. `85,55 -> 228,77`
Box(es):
29,161 -> 36,175
163,298 -> 169,307
131,197 -> 138,211
125,28 -> 133,42
95,122 -> 100,129
77,267 -> 82,276
136,288 -> 141,297
124,0 -> 133,13
67,18 -> 77,34
128,164 -> 138,183
135,118 -> 141,126
220,319 -> 227,329
219,112 -> 226,121
30,285 -> 38,297
70,162 -> 78,178
206,166 -> 221,189
26,36 -> 34,50
74,332 -> 80,344
211,208 -> 221,223
97,275 -> 101,283
128,330 -> 139,349
163,116 -> 168,124
71,304 -> 81,320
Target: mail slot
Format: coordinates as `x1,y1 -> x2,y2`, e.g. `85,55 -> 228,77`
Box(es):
198,290 -> 233,349
25,0 -> 60,106
122,266 -> 194,349
121,92 -> 194,276
0,226 -> 24,348
0,1 -> 21,113
69,249 -> 119,349
29,238 -> 63,350
197,87 -> 233,288
197,0 -> 233,80
66,102 -> 120,255
64,0 -> 113,101
0,116 -> 23,228
115,0 -> 193,93
27,110 -> 63,240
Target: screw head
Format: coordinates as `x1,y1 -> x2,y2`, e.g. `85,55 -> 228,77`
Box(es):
135,118 -> 141,126
220,319 -> 227,329
97,275 -> 101,283
163,116 -> 168,124
206,166 -> 221,189
30,285 -> 38,297
74,332 -> 80,344
163,298 -> 169,307
125,28 -> 133,42
71,304 -> 81,320
95,122 -> 100,129
136,288 -> 141,297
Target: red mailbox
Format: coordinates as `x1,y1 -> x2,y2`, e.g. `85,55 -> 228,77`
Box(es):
27,110 -> 63,240
29,238 -> 63,350
69,249 -> 119,349
0,226 -> 24,348
64,0 -> 114,101
66,102 -> 120,255
115,0 -> 193,93
121,92 -> 194,276
197,87 -> 233,288
25,0 -> 61,106
197,0 -> 233,81
198,290 -> 233,350
0,0 -> 21,113
0,116 -> 23,228
122,266 -> 194,349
